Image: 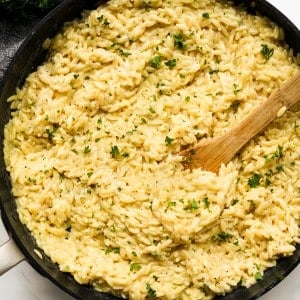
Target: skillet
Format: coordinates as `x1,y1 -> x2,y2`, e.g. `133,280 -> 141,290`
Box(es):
0,0 -> 299,299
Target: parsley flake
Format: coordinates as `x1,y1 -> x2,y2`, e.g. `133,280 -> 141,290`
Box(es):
83,145 -> 91,154
186,199 -> 199,211
130,263 -> 142,272
255,271 -> 263,281
97,15 -> 110,26
248,173 -> 262,188
165,59 -> 177,69
149,106 -> 156,114
146,283 -> 156,298
203,197 -> 210,209
110,145 -> 120,158
118,49 -> 131,57
264,145 -> 283,162
165,136 -> 174,146
150,55 -> 162,68
216,231 -> 232,242
260,44 -> 274,61
105,247 -> 120,254
173,33 -> 187,50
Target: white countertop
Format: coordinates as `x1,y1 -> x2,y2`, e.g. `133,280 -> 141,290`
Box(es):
0,0 -> 299,299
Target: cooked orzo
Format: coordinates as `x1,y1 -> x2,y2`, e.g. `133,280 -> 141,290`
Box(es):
3,0 -> 300,299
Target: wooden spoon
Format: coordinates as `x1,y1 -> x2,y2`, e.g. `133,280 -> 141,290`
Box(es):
180,72 -> 300,173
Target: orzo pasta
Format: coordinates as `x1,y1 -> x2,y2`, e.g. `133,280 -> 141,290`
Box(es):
3,0 -> 300,299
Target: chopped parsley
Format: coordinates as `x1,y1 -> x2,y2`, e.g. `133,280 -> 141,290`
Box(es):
105,246 -> 120,254
260,44 -> 274,62
150,55 -> 162,68
168,201 -> 176,208
202,12 -> 210,19
146,283 -> 156,299
130,263 -> 142,272
255,271 -> 263,281
233,83 -> 241,95
209,68 -> 219,74
203,197 -> 210,209
247,173 -> 262,188
265,177 -> 271,187
264,145 -> 283,162
173,33 -> 187,50
153,275 -> 159,281
83,145 -> 91,154
97,15 -> 110,26
118,49 -> 131,57
231,198 -> 239,206
45,128 -> 55,141
110,145 -> 120,158
165,136 -> 174,146
149,106 -> 156,114
237,278 -> 243,287
122,151 -> 129,158
87,171 -> 93,178
110,145 -> 129,159
186,199 -> 199,211
215,231 -> 232,242
165,59 -> 177,69
276,165 -> 284,172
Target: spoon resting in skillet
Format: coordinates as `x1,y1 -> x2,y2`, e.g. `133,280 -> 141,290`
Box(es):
180,72 -> 300,173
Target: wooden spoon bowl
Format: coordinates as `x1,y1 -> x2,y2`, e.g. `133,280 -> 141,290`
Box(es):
180,72 -> 300,173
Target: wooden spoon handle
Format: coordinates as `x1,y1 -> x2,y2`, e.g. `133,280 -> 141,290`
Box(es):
230,72 -> 300,150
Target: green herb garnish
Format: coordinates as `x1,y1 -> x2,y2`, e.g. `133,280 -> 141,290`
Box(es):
233,83 -> 241,95
248,173 -> 262,188
186,199 -> 199,211
255,271 -> 263,281
231,198 -> 239,206
118,49 -> 131,57
110,145 -> 120,158
260,44 -> 274,61
146,283 -> 156,298
165,136 -> 174,146
150,55 -> 162,68
264,145 -> 283,162
130,263 -> 142,272
97,15 -> 110,26
216,231 -> 232,242
105,246 -> 120,254
173,33 -> 186,50
165,59 -> 177,69
110,145 -> 129,159
203,197 -> 210,209
202,12 -> 210,19
149,106 -> 156,114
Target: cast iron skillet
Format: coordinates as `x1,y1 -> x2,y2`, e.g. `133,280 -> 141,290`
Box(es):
0,0 -> 299,299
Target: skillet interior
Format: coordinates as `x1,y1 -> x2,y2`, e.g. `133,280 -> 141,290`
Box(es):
0,0 -> 299,299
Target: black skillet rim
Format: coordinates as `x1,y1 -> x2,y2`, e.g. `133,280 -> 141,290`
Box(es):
0,0 -> 299,299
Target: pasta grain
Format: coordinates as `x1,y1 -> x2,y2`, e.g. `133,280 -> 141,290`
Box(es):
4,0 -> 300,299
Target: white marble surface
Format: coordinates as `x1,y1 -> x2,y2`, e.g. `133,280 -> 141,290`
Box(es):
0,0 -> 299,299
